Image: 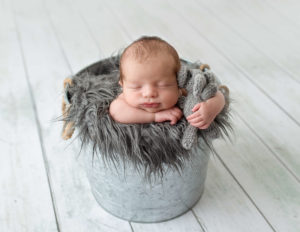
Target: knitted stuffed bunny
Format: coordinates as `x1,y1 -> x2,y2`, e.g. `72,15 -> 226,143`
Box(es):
177,63 -> 220,149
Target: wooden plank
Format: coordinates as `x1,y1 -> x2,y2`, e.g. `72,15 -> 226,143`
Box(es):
229,0 -> 300,70
262,0 -> 300,29
232,0 -> 300,81
196,0 -> 300,83
238,0 -> 300,44
0,0 -> 58,231
213,114 -> 300,232
12,0 -> 133,231
44,0 -> 100,73
102,0 -> 300,231
195,144 -> 275,232
252,0 -> 300,36
70,0 -> 131,58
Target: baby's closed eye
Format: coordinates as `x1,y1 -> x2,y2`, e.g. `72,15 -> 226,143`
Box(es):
157,83 -> 177,88
127,85 -> 142,89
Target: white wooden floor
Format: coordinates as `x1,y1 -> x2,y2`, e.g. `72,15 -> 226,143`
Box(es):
1,0 -> 300,231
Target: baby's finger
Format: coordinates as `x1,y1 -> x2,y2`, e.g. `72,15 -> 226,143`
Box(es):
199,123 -> 209,129
188,117 -> 204,124
170,115 -> 177,125
187,111 -> 201,120
193,121 -> 208,129
190,121 -> 207,128
172,109 -> 182,119
192,103 -> 202,112
174,107 -> 183,116
189,122 -> 202,128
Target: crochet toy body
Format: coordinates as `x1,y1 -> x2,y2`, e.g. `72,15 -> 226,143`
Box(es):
177,64 -> 218,149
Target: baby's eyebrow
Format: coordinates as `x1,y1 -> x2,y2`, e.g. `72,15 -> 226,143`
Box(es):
126,83 -> 140,86
157,80 -> 177,83
124,80 -> 140,84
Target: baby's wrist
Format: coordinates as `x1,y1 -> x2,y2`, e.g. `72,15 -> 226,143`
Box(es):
206,94 -> 225,116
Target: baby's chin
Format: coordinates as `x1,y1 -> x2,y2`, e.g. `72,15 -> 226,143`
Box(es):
140,105 -> 174,113
141,107 -> 162,113
143,108 -> 161,113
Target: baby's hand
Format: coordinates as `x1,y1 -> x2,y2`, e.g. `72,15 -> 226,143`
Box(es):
155,107 -> 183,125
186,102 -> 216,129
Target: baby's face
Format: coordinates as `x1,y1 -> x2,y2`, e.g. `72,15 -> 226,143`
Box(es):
120,53 -> 180,113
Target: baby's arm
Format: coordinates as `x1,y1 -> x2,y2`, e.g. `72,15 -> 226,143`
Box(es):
109,94 -> 182,124
186,90 -> 225,129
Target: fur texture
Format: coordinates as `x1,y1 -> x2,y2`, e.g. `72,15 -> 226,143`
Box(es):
60,55 -> 232,179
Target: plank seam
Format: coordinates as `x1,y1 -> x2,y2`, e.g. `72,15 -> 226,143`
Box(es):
254,0 -> 300,36
236,112 -> 300,183
196,0 -> 300,85
41,0 -> 74,75
11,0 -> 61,231
214,152 -> 277,232
191,209 -> 207,232
128,221 -> 134,232
102,0 -> 135,40
234,0 -> 300,45
78,12 -> 103,59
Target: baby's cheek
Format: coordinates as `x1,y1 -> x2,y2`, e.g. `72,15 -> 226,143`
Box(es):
124,92 -> 139,106
163,92 -> 179,108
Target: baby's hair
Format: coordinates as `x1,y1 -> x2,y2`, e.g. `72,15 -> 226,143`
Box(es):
119,36 -> 180,82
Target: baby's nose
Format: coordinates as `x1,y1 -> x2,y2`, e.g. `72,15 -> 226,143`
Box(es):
143,86 -> 158,98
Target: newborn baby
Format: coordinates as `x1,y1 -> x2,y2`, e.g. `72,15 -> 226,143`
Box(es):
109,36 -> 225,129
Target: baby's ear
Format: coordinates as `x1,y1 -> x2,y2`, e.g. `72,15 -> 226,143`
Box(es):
180,88 -> 187,97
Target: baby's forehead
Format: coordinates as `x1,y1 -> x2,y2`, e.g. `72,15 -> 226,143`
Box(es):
123,71 -> 177,84
122,50 -> 173,63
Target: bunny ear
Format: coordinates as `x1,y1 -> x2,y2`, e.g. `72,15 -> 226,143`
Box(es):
177,64 -> 188,88
191,70 -> 207,97
200,70 -> 219,100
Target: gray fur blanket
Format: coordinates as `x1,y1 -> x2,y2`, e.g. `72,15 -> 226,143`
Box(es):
61,55 -> 232,179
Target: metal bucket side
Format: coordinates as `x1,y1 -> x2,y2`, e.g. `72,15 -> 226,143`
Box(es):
84,143 -> 210,223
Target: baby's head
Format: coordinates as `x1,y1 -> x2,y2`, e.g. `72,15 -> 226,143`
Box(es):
119,36 -> 182,113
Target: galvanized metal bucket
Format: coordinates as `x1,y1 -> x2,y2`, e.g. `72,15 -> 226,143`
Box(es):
83,141 -> 210,223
